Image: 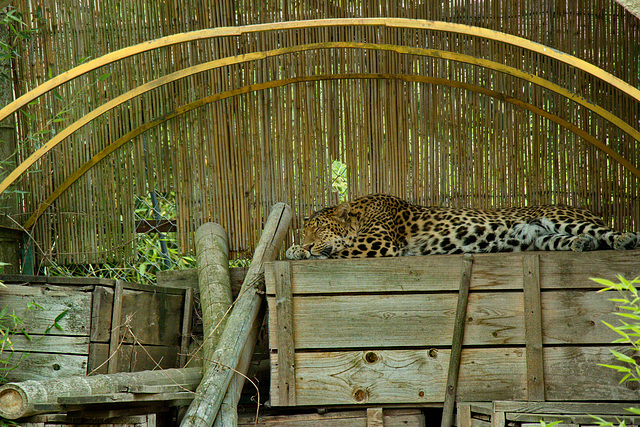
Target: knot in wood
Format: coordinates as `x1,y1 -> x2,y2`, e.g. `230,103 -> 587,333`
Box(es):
364,351 -> 379,364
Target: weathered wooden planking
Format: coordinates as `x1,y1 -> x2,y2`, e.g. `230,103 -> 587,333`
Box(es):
87,343 -> 180,375
270,348 -> 528,406
543,345 -> 640,401
0,285 -> 92,336
1,352 -> 87,382
267,290 -> 619,349
539,250 -> 640,288
270,346 -> 637,406
265,250 -> 640,295
7,335 -> 89,355
237,408 -> 425,426
156,266 -> 248,298
91,286 -> 184,346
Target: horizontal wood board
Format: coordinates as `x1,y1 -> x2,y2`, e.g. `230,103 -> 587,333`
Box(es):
266,251 -> 640,406
265,250 -> 640,294
237,408 -> 425,426
270,346 -> 638,406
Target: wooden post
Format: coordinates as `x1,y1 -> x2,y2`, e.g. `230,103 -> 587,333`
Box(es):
0,367 -> 202,419
523,254 -> 545,401
441,254 -> 474,427
195,223 -> 232,370
107,280 -> 124,374
180,203 -> 292,427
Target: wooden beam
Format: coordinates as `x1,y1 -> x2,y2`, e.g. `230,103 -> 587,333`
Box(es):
441,254 -> 474,427
107,280 -> 124,374
274,261 -> 296,406
523,254 -> 545,401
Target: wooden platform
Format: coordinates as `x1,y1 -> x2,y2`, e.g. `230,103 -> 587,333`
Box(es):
265,250 -> 640,407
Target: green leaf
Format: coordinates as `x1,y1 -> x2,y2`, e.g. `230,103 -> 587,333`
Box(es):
610,350 -> 636,365
54,309 -> 68,323
98,72 -> 111,81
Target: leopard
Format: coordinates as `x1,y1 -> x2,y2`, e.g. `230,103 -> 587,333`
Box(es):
285,194 -> 639,260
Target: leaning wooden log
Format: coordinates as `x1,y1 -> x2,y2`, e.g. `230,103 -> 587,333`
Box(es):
180,202 -> 292,427
0,367 -> 202,419
194,222 -> 233,370
213,302 -> 263,427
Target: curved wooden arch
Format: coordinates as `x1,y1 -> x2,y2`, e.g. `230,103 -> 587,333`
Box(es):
2,41 -> 639,198
22,73 -> 639,230
2,18 -> 639,124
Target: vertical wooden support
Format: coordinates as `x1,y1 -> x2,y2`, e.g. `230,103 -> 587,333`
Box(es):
441,254 -> 474,427
274,261 -> 296,406
456,402 -> 472,427
523,254 -> 545,401
366,407 -> 384,427
180,287 -> 194,367
491,403 -> 506,427
107,280 -> 124,374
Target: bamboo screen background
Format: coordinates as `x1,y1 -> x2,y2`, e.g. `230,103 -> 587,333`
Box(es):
6,0 -> 640,262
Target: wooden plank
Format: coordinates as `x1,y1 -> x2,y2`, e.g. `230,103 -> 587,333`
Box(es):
538,250 -> 640,289
268,292 -> 525,349
108,280 -> 124,374
493,400 -> 640,415
237,408 -> 425,426
87,343 -> 180,375
0,274 -> 114,286
522,254 -> 544,401
266,253 -> 526,294
90,285 -> 112,342
457,402 -> 473,427
269,348 -> 527,406
1,352 -> 88,382
157,267 -> 248,299
266,251 -> 640,296
274,261 -> 296,406
543,346 -> 640,401
442,254 -> 474,427
180,287 -> 194,368
268,289 -> 622,350
367,407 -> 384,427
0,285 -> 92,336
7,335 -> 89,355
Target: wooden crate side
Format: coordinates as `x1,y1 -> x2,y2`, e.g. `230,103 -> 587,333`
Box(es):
87,343 -> 180,375
538,250 -> 640,289
270,348 -> 527,406
92,287 -> 184,346
1,352 -> 87,382
268,290 -> 621,350
266,254 -> 526,295
268,292 -> 524,349
543,346 -> 640,401
0,284 -> 92,336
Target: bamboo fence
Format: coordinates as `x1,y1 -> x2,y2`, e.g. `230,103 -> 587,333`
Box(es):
3,0 -> 639,263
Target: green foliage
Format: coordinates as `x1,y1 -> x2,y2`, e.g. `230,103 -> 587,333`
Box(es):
331,159 -> 348,202
589,275 -> 640,425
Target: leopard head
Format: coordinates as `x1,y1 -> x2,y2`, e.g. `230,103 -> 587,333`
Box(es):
300,201 -> 357,258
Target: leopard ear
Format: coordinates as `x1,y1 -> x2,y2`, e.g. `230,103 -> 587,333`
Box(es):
333,201 -> 350,221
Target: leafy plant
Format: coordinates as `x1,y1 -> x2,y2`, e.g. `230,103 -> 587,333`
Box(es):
589,275 -> 640,425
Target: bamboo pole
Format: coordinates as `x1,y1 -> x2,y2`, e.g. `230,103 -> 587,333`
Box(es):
180,202 -> 292,427
0,367 -> 203,420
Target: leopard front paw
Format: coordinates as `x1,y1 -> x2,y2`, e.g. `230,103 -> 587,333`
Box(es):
285,244 -> 311,260
613,232 -> 638,250
571,234 -> 598,252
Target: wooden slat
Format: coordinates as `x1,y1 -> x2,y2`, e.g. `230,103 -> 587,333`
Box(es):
179,287 -> 194,368
442,254 -> 474,427
107,280 -> 124,374
274,261 -> 296,406
270,347 -> 528,406
522,254 -> 545,401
